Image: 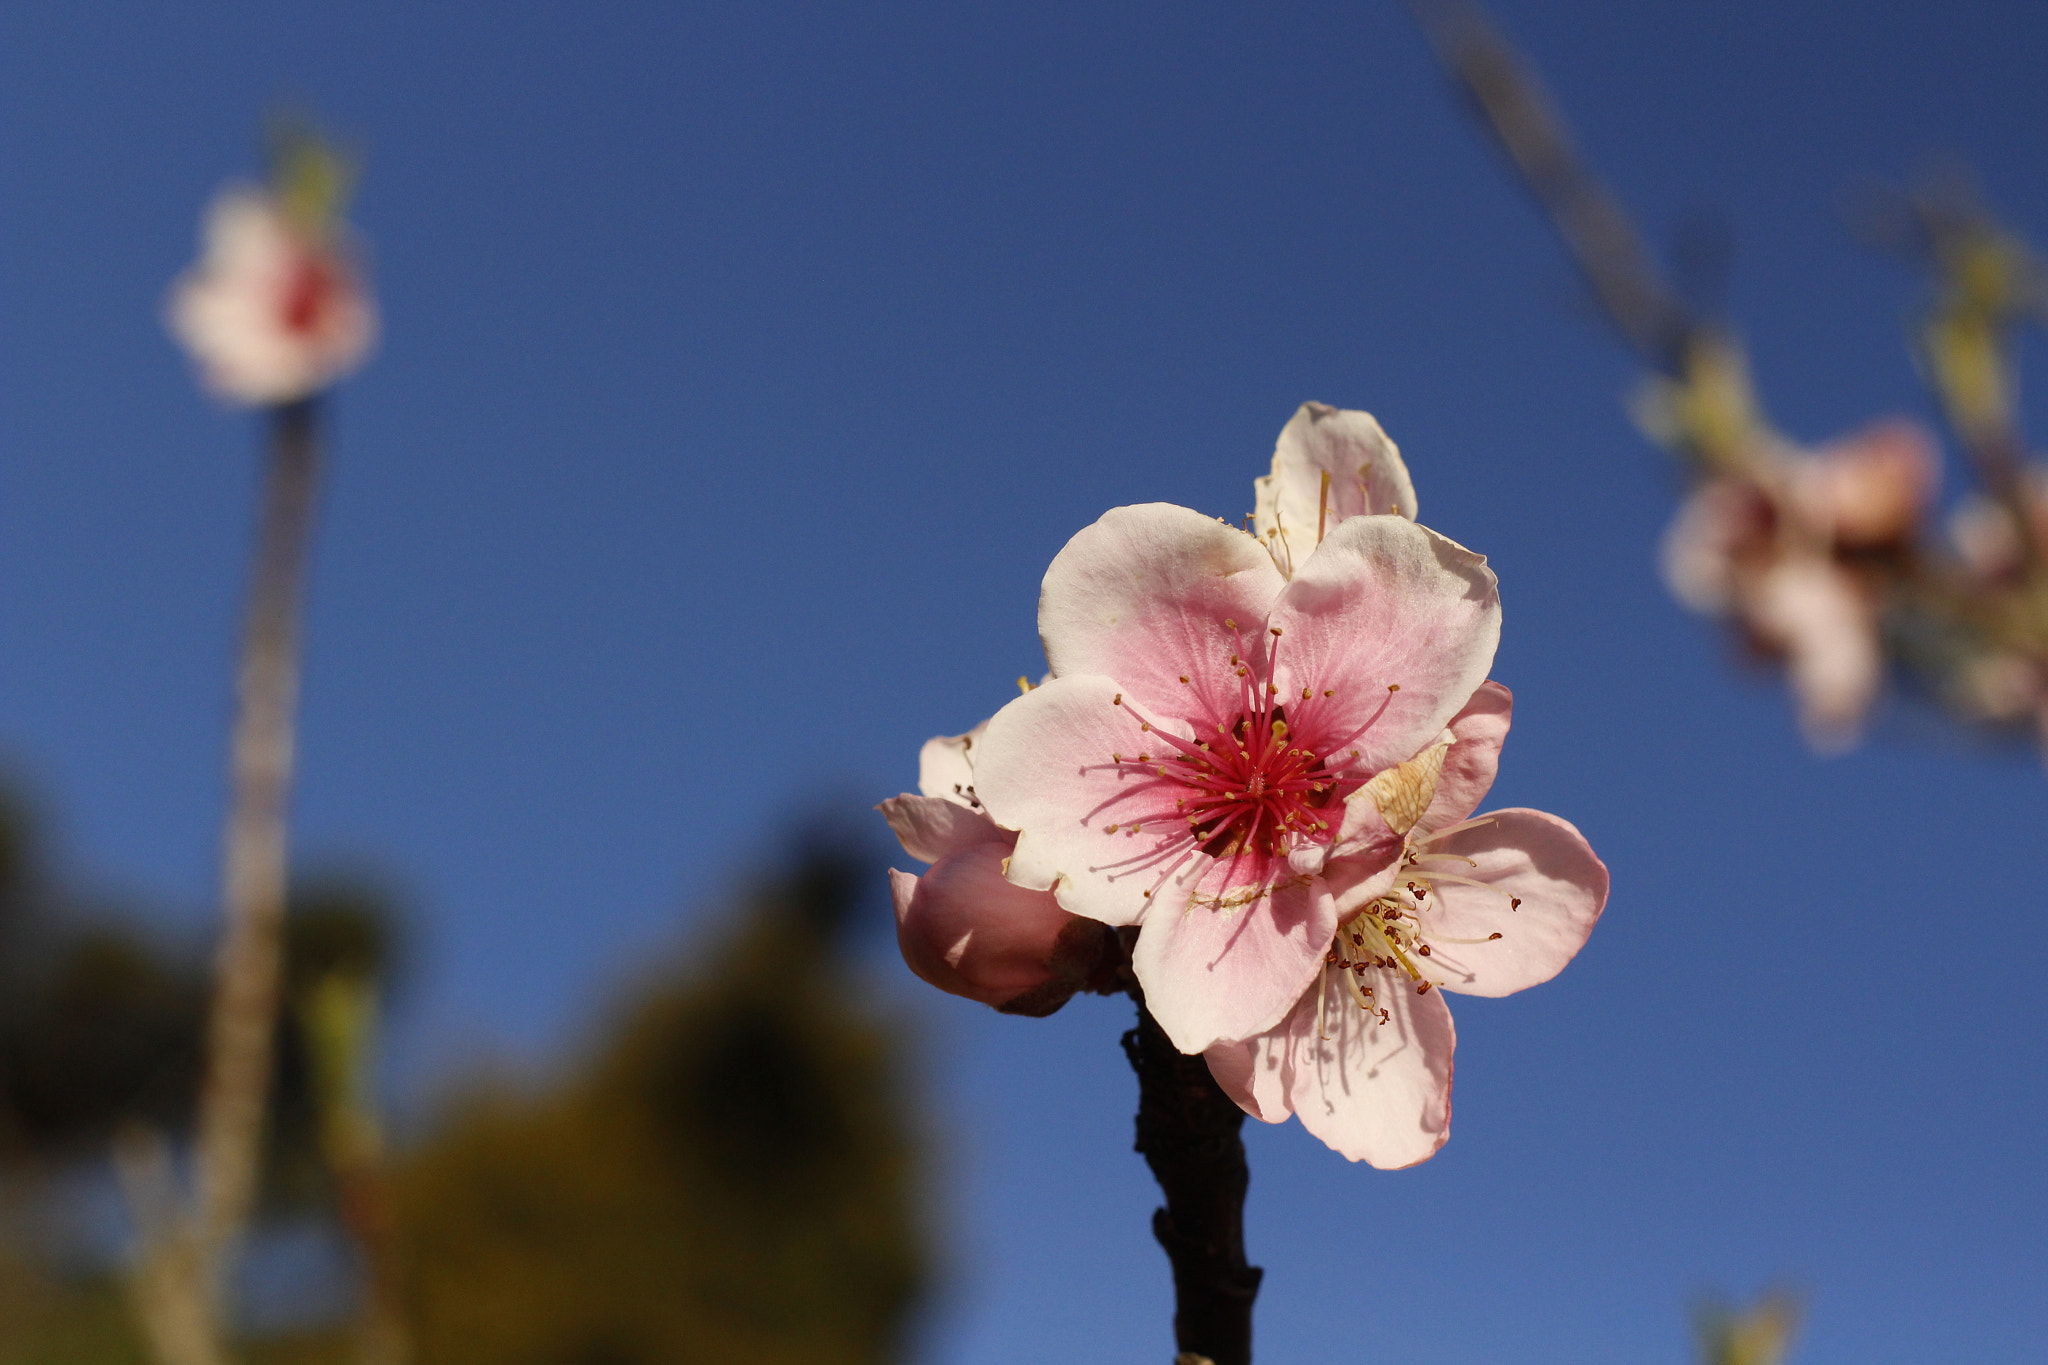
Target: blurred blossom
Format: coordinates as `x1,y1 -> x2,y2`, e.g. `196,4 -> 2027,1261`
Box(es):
1949,465 -> 2048,583
166,140 -> 375,406
1659,420 -> 1939,750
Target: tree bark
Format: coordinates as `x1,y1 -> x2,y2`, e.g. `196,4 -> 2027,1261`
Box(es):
1122,994 -> 1263,1365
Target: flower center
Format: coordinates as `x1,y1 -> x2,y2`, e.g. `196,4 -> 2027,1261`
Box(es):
281,252 -> 339,336
1098,619 -> 1397,904
1321,822 -> 1517,1020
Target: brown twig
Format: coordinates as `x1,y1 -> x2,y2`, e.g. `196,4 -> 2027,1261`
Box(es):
1121,986 -> 1263,1365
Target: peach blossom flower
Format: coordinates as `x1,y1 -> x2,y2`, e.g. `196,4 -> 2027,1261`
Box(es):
167,186 -> 375,406
1203,682 -> 1606,1167
971,502 -> 1502,1055
1661,419 -> 1937,750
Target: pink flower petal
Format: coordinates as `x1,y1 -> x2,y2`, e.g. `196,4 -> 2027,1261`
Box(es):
1410,808 -> 1607,998
890,844 -> 1082,1007
1254,403 -> 1419,576
1415,680 -> 1514,834
1793,418 -> 1938,548
1038,503 -> 1287,718
1228,967 -> 1456,1168
1203,1035 -> 1286,1122
918,721 -> 989,803
974,673 -> 1200,927
1132,875 -> 1339,1054
1751,557 -> 1880,751
1268,516 -> 1501,774
877,794 -> 1010,865
1321,848 -> 1400,917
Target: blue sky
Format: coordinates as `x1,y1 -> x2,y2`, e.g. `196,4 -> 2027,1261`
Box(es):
2,1 -> 2044,1361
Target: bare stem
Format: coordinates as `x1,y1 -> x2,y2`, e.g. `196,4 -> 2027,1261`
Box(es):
1122,991 -> 1263,1365
192,396 -> 325,1327
115,1129 -> 228,1365
1406,0 -> 1694,374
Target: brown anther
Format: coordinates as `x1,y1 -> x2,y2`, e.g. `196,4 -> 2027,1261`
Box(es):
1301,687 -> 1313,700
1140,721 -> 1152,732
1387,683 -> 1400,693
1270,626 -> 1283,637
1510,897 -> 1522,909
1105,823 -> 1119,833
1417,945 -> 1432,957
1487,932 -> 1503,940
1113,693 -> 1123,705
1415,981 -> 1432,994
1179,674 -> 1190,684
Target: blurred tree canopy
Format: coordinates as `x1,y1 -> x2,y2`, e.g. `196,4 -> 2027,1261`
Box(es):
0,787 -> 925,1365
393,840 -> 926,1365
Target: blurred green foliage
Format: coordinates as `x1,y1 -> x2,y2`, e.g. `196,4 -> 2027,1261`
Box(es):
0,786 -> 925,1365
393,840 -> 926,1365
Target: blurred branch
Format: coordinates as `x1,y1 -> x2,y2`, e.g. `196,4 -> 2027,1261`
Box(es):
1406,0 -> 1692,374
1906,184 -> 2048,583
195,395 -> 324,1303
124,397 -> 328,1362
115,1127 -> 225,1365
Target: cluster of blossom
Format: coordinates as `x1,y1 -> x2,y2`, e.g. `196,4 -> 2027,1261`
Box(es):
883,405 -> 1608,1168
1414,1 -> 2048,759
1642,301 -> 2048,756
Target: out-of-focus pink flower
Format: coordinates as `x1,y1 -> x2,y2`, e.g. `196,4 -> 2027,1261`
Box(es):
1785,419 -> 1937,548
880,722 -> 1112,1016
1661,418 -> 1938,750
167,187 -> 376,406
1203,683 -> 1607,1167
1949,466 -> 2048,584
970,501 -> 1502,1056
